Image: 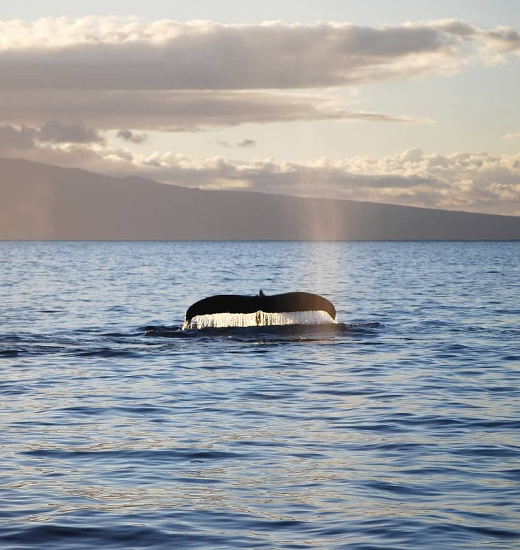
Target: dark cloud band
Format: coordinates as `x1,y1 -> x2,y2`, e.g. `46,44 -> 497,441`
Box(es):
0,18 -> 518,91
0,90 -> 428,131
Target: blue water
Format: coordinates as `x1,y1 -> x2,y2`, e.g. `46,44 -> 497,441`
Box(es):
1,241 -> 519,549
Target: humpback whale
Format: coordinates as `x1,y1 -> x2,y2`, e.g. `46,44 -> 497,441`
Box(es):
184,291 -> 337,329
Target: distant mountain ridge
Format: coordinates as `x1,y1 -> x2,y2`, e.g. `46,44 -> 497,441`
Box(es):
1,157 -> 519,240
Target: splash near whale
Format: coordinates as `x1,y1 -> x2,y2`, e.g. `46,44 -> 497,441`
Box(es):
183,291 -> 337,329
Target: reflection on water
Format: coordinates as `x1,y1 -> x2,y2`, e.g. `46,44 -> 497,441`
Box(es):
1,241 -> 520,549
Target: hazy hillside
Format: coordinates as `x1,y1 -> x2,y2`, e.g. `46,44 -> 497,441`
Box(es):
1,157 -> 519,240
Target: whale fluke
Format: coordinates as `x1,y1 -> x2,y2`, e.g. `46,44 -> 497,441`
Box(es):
184,291 -> 337,329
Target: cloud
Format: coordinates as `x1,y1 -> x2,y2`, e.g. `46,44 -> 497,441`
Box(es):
9,17 -> 519,132
0,17 -> 518,215
123,148 -> 520,215
216,138 -> 257,148
503,132 -> 520,141
0,122 -> 103,154
236,139 -> 256,148
116,129 -> 148,144
0,125 -> 36,152
0,18 -> 518,92
0,90 -> 427,131
216,140 -> 232,148
39,120 -> 104,144
0,17 -> 516,133
5,132 -> 520,215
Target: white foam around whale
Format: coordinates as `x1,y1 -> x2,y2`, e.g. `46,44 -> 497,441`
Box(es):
183,310 -> 337,330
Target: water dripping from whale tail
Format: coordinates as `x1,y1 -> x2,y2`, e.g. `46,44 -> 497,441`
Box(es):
183,291 -> 337,329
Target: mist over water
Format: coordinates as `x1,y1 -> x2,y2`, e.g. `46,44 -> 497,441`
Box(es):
1,241 -> 519,549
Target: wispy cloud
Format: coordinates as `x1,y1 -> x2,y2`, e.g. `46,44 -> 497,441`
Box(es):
236,139 -> 256,148
0,90 -> 430,132
216,139 -> 257,149
502,132 -> 520,140
216,140 -> 232,148
116,129 -> 148,144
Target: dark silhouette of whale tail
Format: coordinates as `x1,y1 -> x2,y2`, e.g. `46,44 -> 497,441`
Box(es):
184,291 -> 337,329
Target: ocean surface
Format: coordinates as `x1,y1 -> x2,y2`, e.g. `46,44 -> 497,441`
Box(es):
1,241 -> 519,550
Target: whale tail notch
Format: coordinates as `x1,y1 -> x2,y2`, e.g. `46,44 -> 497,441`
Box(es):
183,291 -> 337,329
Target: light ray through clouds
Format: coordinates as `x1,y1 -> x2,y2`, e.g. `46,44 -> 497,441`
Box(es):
0,16 -> 520,215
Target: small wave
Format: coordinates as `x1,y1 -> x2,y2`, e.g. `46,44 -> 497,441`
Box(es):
22,447 -> 247,464
452,444 -> 520,459
362,479 -> 441,497
0,349 -> 19,357
143,325 -> 188,337
0,322 -> 382,359
0,523 -> 237,549
0,382 -> 31,395
145,321 -> 380,342
74,348 -> 142,358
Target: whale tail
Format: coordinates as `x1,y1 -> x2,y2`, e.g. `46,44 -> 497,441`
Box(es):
183,291 -> 337,329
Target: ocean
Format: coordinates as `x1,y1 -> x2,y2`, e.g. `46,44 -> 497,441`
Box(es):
1,241 -> 519,549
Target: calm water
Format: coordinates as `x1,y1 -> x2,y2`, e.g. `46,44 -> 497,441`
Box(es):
1,241 -> 519,549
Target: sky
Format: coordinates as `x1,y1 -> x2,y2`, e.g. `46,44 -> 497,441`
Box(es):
1,1 -> 520,215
